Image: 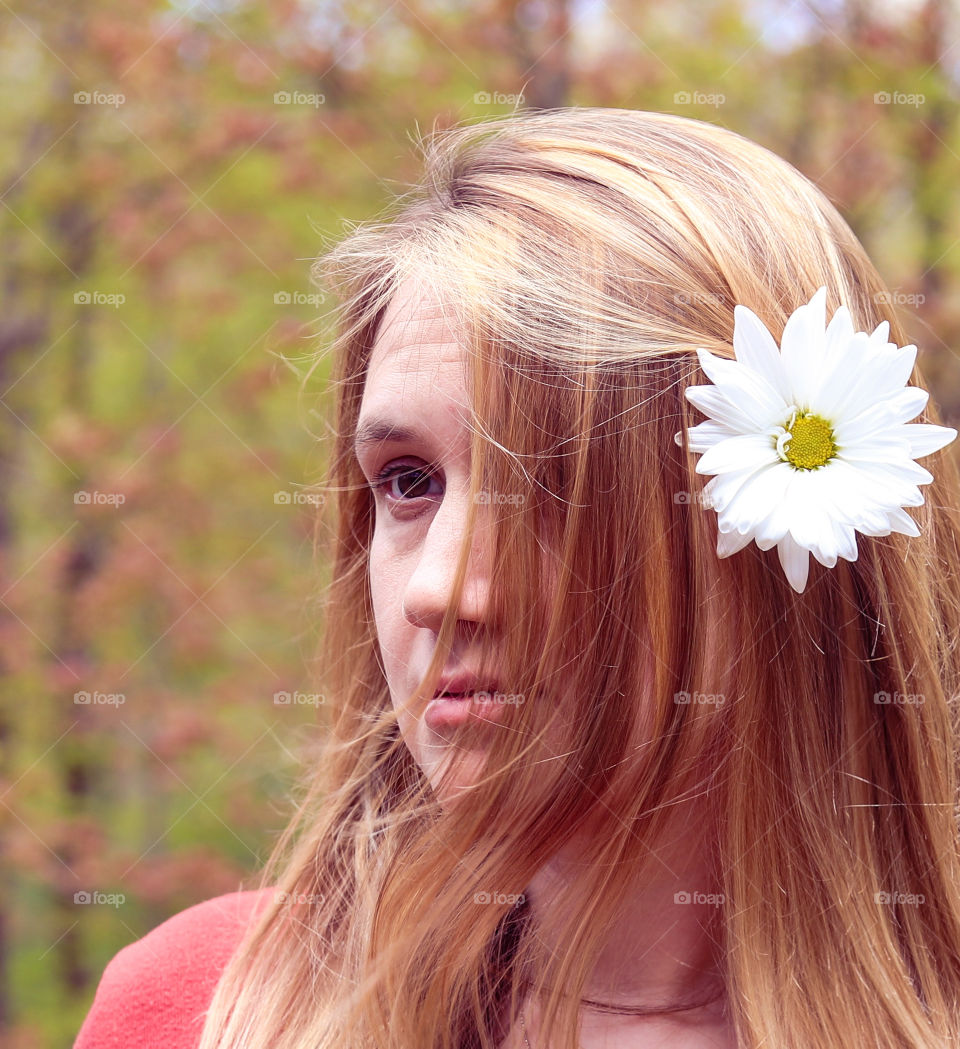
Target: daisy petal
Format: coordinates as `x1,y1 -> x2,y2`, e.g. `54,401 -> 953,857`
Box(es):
834,436 -> 912,464
703,460 -> 778,514
784,470 -> 840,558
732,305 -> 791,401
716,526 -> 754,558
838,449 -> 933,486
684,385 -> 757,434
779,287 -> 827,406
901,423 -> 958,459
869,318 -> 890,345
694,348 -> 788,428
677,418 -> 740,452
695,433 -> 780,476
885,506 -> 921,537
716,469 -> 788,534
833,520 -> 859,562
834,386 -> 929,444
853,461 -> 927,506
817,340 -> 916,421
802,459 -> 892,532
717,461 -> 793,539
777,532 -> 811,593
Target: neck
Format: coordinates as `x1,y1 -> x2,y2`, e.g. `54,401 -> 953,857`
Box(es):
523,801 -> 726,1012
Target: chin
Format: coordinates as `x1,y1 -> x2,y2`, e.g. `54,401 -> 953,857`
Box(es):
424,749 -> 490,804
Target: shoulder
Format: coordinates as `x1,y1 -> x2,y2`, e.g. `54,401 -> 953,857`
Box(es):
73,887 -> 276,1049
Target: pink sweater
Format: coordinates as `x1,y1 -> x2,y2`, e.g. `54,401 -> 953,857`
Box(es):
73,888 -> 275,1048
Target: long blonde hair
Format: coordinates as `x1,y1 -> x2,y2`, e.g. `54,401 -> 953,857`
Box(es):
198,108 -> 960,1049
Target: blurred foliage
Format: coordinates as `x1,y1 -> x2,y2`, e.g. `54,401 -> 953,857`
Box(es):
0,0 -> 957,1045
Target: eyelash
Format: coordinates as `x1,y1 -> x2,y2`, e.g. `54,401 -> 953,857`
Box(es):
370,460 -> 442,504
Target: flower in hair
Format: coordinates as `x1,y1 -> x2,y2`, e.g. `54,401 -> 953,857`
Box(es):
674,286 -> 957,593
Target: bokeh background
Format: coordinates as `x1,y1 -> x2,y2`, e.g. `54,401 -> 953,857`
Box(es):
2,1 -> 959,1045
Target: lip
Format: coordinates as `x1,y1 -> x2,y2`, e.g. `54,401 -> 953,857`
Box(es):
424,691 -> 509,731
432,671 -> 502,700
422,671 -> 506,732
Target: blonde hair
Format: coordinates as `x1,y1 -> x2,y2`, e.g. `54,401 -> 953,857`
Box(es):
198,108 -> 960,1049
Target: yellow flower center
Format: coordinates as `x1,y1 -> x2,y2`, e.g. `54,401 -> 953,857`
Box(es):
775,410 -> 836,470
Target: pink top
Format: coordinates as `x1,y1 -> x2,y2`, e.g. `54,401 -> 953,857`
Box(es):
73,888 -> 275,1049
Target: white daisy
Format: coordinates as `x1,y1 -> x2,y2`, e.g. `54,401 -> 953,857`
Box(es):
674,286 -> 957,593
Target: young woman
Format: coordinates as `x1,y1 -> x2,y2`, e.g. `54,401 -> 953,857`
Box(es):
75,108 -> 960,1049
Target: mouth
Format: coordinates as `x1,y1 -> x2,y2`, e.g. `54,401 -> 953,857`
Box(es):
434,689 -> 498,700
424,688 -> 509,731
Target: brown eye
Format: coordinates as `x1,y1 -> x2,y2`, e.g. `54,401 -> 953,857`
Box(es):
371,462 -> 442,504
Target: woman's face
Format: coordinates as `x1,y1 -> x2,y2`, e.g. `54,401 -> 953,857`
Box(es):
356,280 -> 508,799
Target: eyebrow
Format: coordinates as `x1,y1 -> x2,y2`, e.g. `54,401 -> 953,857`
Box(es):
353,417 -> 422,456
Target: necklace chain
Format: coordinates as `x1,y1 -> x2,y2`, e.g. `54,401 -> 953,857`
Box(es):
519,1010 -> 531,1049
517,985 -> 726,1047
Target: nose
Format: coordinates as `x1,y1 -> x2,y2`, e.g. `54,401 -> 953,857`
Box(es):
401,488 -> 492,633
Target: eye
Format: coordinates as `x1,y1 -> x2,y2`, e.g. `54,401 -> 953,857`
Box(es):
370,460 -> 443,506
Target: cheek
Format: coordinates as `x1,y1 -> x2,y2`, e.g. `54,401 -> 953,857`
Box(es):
368,537 -> 412,704
368,531 -> 398,639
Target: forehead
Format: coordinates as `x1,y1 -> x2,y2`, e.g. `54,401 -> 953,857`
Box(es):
363,281 -> 471,403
